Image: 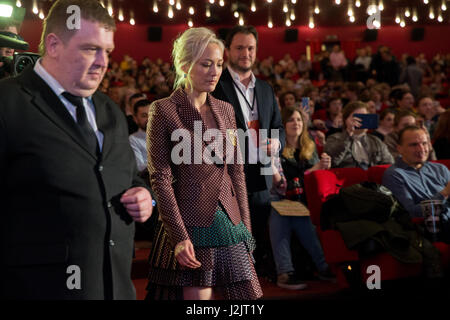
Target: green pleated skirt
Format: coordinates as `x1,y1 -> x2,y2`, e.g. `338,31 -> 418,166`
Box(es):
145,203 -> 262,300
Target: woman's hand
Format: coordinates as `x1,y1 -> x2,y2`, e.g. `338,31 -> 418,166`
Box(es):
315,130 -> 326,146
319,153 -> 331,170
174,240 -> 201,269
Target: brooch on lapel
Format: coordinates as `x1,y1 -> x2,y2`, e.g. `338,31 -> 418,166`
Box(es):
227,129 -> 237,147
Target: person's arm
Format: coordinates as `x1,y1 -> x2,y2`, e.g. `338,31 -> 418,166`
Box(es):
441,181 -> 450,200
306,152 -> 331,173
382,169 -> 448,218
271,156 -> 287,196
147,101 -> 190,247
377,138 -> 395,165
129,135 -> 147,172
382,170 -> 424,217
324,133 -> 353,168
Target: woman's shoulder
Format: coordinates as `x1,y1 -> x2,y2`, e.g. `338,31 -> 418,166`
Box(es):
149,92 -> 179,115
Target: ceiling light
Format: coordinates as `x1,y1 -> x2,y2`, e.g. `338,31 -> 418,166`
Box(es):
309,16 -> 314,28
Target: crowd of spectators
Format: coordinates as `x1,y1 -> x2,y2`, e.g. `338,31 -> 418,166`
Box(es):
104,44 -> 450,167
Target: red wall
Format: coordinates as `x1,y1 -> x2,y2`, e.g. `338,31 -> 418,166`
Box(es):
18,19 -> 450,64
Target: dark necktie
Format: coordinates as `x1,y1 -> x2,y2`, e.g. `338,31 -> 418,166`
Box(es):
62,92 -> 99,155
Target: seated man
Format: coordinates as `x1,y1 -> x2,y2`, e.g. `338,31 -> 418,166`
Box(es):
384,109 -> 437,161
382,126 -> 450,239
129,99 -> 151,174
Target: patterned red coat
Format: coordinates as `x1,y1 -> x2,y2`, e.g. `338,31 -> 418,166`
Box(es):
147,88 -> 251,247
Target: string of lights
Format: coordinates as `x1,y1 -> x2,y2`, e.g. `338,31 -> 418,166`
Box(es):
8,0 -> 450,29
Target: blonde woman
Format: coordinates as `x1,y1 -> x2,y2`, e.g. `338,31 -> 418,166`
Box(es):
145,27 -> 262,300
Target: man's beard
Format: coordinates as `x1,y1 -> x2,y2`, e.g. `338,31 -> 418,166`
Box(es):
228,59 -> 253,74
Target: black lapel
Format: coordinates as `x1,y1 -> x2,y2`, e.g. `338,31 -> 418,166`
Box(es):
17,67 -> 97,159
92,92 -> 115,158
218,69 -> 247,130
255,79 -> 267,130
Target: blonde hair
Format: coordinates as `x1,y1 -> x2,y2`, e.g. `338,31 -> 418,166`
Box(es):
172,27 -> 224,91
281,106 -> 316,161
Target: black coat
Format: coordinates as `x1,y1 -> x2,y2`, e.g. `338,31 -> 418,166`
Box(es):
212,68 -> 285,192
0,67 -> 149,299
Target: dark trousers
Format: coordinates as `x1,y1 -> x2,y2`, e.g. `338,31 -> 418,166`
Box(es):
248,189 -> 275,278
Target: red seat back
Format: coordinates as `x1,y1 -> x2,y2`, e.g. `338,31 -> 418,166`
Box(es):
367,164 -> 391,184
304,167 -> 368,226
432,159 -> 450,169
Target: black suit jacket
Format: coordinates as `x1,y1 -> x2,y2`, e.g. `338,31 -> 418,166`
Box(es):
212,68 -> 285,192
0,67 -> 148,299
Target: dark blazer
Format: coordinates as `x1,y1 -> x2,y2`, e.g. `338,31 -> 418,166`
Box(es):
147,88 -> 251,247
212,68 -> 285,192
0,67 -> 148,299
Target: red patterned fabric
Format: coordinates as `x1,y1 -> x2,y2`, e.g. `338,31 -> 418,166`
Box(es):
147,88 -> 251,248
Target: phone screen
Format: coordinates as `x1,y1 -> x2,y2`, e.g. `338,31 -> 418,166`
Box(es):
301,97 -> 310,114
354,113 -> 379,129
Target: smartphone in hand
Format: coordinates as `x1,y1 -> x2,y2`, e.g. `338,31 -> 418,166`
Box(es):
301,97 -> 310,114
354,113 -> 379,129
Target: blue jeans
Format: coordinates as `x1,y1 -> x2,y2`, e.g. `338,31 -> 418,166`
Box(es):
269,195 -> 328,275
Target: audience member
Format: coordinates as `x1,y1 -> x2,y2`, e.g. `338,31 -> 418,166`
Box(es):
324,101 -> 393,169
370,108 -> 395,141
212,25 -> 285,278
329,45 -> 348,81
382,126 -> 450,240
129,99 -> 151,172
432,110 -> 450,160
416,95 -> 438,137
269,106 -> 334,290
279,90 -> 299,110
384,109 -> 417,158
390,88 -> 415,111
126,92 -> 146,134
399,56 -> 423,99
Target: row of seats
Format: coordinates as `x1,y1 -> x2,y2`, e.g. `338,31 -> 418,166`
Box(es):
304,160 -> 450,288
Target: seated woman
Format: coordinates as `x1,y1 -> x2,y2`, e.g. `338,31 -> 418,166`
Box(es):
269,106 -> 335,290
324,101 -> 394,169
